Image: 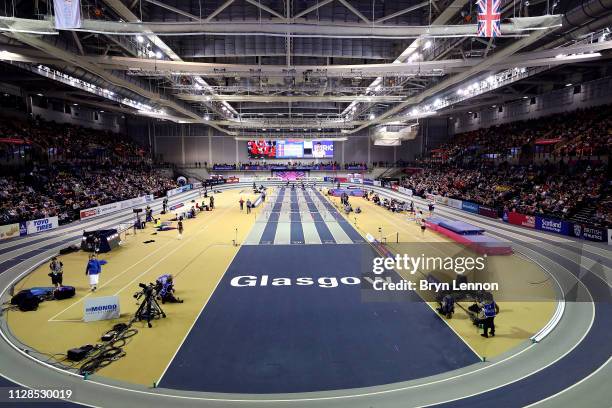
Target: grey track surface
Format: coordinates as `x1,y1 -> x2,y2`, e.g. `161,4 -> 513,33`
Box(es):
0,181 -> 609,408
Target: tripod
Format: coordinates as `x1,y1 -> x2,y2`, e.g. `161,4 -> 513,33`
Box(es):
134,290 -> 166,328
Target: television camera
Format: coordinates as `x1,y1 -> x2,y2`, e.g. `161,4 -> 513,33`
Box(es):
132,282 -> 165,328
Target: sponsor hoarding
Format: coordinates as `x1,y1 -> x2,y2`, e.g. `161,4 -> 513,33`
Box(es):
535,216 -> 570,235
461,201 -> 480,214
507,212 -> 535,228
398,187 -> 413,196
80,195 -> 154,220
0,223 -> 20,241
447,198 -> 463,209
26,216 -> 59,234
434,195 -> 448,205
569,223 -> 608,242
166,184 -> 193,197
84,296 -> 120,322
478,206 -> 499,219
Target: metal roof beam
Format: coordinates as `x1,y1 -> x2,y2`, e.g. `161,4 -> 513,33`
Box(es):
0,15 -> 562,38
294,0 -> 335,18
337,0 -> 370,24
142,0 -> 203,22
244,0 -> 286,20
374,1 -> 430,24
205,0 -> 235,22
176,94 -> 405,102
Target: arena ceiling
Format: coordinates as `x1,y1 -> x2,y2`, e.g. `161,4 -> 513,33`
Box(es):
0,0 -> 611,138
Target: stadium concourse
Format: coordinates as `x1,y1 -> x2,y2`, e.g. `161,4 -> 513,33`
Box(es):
0,0 -> 612,407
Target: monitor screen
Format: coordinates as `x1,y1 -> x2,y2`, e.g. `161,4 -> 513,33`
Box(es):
247,140 -> 276,159
246,140 -> 334,159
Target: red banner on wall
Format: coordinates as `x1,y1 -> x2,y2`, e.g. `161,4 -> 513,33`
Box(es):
508,212 -> 535,228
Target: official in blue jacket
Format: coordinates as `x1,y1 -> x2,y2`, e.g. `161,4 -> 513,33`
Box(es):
479,300 -> 499,338
85,254 -> 107,292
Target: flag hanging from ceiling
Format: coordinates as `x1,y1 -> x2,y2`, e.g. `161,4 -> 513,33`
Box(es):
476,0 -> 501,37
53,0 -> 82,29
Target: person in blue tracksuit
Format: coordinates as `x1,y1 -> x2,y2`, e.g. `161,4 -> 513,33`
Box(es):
85,254 -> 107,292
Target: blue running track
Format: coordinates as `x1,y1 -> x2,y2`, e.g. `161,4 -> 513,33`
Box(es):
289,188 -> 304,244
259,188 -> 285,244
159,244 -> 479,393
310,188 -> 365,243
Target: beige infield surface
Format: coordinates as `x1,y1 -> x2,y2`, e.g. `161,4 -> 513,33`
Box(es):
6,187 -> 556,385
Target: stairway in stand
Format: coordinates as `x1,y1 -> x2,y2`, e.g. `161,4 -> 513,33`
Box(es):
568,203 -> 597,225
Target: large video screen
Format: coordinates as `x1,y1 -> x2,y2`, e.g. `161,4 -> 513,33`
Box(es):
247,140 -> 276,159
304,140 -> 334,158
247,140 -> 333,159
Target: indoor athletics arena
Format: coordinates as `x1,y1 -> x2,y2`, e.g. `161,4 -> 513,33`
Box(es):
0,1 -> 611,407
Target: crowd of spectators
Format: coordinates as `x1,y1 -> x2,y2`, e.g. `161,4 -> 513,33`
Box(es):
401,105 -> 611,227
425,105 -> 611,164
0,163 -> 175,225
402,161 -> 609,225
0,115 -> 147,163
406,159 -> 609,228
0,116 -> 176,226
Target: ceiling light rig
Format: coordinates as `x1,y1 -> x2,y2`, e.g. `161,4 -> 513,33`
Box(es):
35,65 -> 164,116
404,66 -> 531,120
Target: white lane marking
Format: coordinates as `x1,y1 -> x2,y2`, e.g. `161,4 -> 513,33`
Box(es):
523,356 -> 612,407
48,204 -> 233,321
0,182 -> 602,405
155,244 -> 243,385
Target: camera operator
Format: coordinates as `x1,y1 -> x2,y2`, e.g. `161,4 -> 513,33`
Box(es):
156,274 -> 183,304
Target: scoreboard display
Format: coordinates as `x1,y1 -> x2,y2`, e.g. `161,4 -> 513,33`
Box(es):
247,140 -> 276,159
247,139 -> 333,159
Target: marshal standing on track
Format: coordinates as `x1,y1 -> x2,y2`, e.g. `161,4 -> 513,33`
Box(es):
48,257 -> 63,288
477,298 -> 499,338
177,219 -> 184,240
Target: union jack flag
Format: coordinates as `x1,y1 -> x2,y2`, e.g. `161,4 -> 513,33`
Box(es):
476,0 -> 501,37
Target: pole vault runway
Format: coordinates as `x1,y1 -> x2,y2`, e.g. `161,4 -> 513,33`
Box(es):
158,188 -> 479,393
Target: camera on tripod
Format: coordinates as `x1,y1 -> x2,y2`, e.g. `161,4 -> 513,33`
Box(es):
133,282 -> 157,300
132,282 -> 165,328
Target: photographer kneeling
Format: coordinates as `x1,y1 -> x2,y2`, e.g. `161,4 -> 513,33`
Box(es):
156,274 -> 184,304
